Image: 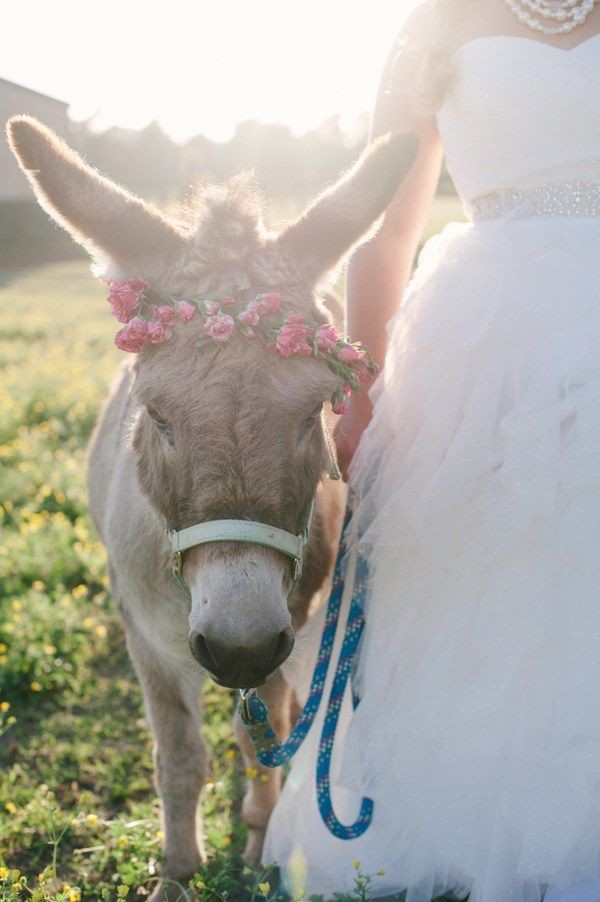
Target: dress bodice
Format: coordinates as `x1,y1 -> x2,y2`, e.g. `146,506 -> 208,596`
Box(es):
435,35 -> 600,203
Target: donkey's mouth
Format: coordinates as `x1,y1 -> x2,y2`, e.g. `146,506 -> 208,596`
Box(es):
208,666 -> 277,691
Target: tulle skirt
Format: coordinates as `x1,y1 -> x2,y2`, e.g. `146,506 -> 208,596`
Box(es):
263,215 -> 600,902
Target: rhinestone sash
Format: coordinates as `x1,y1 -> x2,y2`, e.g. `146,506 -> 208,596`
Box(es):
467,180 -> 600,221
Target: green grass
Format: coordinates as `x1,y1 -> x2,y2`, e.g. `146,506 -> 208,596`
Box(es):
0,195 -> 465,902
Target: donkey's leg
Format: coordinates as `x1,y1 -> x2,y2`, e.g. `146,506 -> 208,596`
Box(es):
234,670 -> 292,866
125,625 -> 206,899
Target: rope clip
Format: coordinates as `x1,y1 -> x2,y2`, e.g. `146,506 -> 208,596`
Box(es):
239,687 -> 256,723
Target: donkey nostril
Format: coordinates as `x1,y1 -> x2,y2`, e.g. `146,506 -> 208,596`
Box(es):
270,628 -> 295,671
189,632 -> 216,670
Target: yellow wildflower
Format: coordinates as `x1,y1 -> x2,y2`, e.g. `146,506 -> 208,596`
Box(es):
258,882 -> 271,896
221,836 -> 232,847
0,643 -> 7,653
245,766 -> 258,779
31,581 -> 45,592
68,889 -> 81,902
376,869 -> 386,877
117,887 -> 129,897
7,716 -> 16,725
155,830 -> 164,841
224,748 -> 236,760
0,866 -> 8,879
5,802 -> 17,814
72,584 -> 88,598
353,859 -> 361,871
11,600 -> 22,612
117,835 -> 129,847
94,625 -> 107,639
85,813 -> 98,825
30,681 -> 42,692
0,701 -> 10,712
82,617 -> 95,629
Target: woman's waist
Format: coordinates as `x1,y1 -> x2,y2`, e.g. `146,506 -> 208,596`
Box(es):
464,179 -> 600,224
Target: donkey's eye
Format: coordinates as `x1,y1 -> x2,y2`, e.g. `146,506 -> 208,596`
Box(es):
147,408 -> 174,445
302,402 -> 324,430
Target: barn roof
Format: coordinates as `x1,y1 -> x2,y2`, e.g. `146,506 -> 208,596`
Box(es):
0,76 -> 68,107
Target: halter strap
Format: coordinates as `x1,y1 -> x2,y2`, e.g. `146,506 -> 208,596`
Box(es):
168,498 -> 315,599
169,519 -> 305,559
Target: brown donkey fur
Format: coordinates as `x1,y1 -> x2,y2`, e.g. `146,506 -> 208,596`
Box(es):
7,115 -> 417,899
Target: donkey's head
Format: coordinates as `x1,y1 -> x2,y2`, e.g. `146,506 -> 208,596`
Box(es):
7,116 -> 417,688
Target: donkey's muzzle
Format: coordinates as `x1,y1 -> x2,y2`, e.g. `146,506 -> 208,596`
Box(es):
189,627 -> 295,689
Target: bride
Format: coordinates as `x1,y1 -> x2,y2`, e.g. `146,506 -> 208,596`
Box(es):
262,0 -> 600,900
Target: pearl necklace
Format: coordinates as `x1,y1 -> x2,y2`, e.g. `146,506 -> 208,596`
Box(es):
503,0 -> 597,33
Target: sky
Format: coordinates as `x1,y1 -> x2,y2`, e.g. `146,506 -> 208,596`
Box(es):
2,0 -> 417,143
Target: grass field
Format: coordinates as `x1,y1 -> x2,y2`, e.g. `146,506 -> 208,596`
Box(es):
0,195 -> 465,902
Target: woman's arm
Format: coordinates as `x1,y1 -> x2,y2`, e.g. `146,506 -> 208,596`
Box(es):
334,29 -> 444,481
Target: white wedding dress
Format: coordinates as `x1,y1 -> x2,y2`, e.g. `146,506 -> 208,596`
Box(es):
263,34 -> 600,902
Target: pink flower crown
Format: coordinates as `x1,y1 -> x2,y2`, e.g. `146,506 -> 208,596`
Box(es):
104,278 -> 378,415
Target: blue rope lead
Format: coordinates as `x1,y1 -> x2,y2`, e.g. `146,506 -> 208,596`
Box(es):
239,499 -> 374,839
316,552 -> 373,839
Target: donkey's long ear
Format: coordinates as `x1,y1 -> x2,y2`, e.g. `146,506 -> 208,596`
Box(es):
6,116 -> 186,267
275,131 -> 418,285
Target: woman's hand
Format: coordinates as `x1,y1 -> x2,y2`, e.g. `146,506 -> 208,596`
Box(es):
333,395 -> 374,483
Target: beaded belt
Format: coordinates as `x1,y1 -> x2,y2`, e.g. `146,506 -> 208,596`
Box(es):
467,180 -> 600,221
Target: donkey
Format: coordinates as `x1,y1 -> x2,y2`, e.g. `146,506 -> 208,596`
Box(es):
7,116 -> 416,899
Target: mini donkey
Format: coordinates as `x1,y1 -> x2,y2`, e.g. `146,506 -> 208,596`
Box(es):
7,116 -> 416,899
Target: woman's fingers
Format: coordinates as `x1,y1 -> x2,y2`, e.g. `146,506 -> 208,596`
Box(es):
333,423 -> 354,482
333,405 -> 373,483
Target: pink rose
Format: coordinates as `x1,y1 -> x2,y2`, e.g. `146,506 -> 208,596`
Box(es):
107,278 -> 146,323
108,276 -> 148,292
275,322 -> 313,358
126,278 -> 149,293
314,324 -> 341,352
114,317 -> 149,353
108,279 -> 140,323
178,301 -> 197,323
355,362 -> 373,384
256,291 -> 281,313
203,313 -> 235,342
153,305 -> 177,327
331,392 -> 350,415
238,301 -> 262,326
338,344 -> 364,364
285,311 -> 305,325
147,320 -> 173,344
